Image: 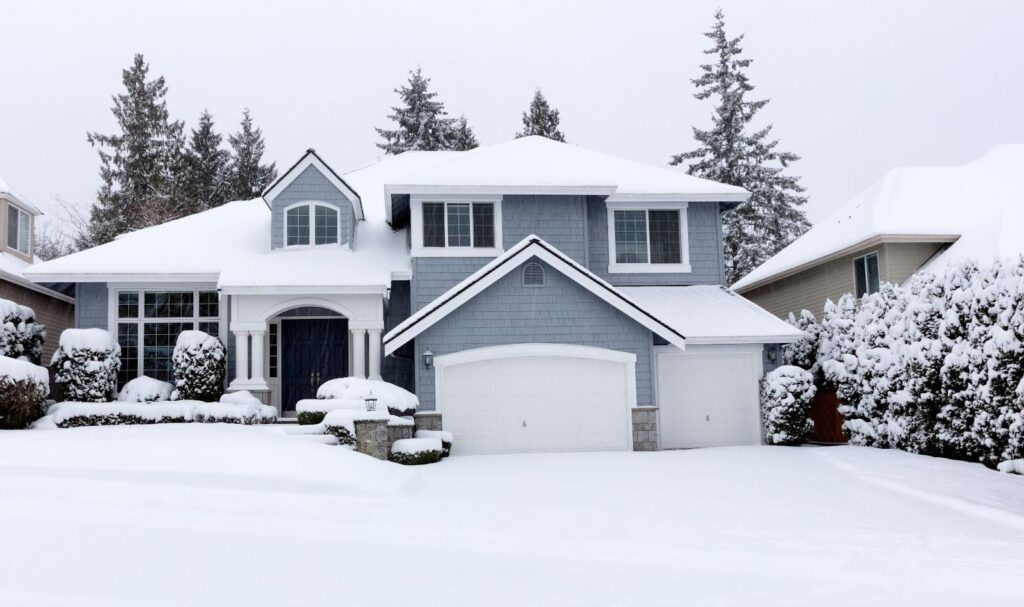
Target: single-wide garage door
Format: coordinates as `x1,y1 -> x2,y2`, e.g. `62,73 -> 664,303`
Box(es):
437,345 -> 635,454
657,346 -> 762,449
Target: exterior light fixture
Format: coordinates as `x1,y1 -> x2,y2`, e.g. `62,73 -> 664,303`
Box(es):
767,347 -> 778,364
423,350 -> 434,369
364,395 -> 378,412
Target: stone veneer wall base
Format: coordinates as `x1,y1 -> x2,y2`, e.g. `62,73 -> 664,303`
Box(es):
631,408 -> 659,451
414,412 -> 443,432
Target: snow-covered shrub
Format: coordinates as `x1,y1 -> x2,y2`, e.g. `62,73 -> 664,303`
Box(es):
171,331 -> 225,402
415,429 -> 453,457
316,377 -> 419,416
0,298 -> 46,364
49,401 -> 196,427
193,399 -> 276,425
51,329 -> 120,402
760,365 -> 816,446
997,459 -> 1024,475
117,376 -> 173,403
783,310 -> 821,375
296,397 -> 365,425
322,409 -> 390,446
390,437 -> 443,465
0,356 -> 50,429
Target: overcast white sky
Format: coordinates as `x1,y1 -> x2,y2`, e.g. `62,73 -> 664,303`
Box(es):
2,0 -> 1023,233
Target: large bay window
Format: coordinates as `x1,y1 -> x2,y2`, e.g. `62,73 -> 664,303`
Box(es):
7,204 -> 30,255
286,202 -> 339,246
608,203 -> 690,273
413,197 -> 502,256
115,289 -> 222,386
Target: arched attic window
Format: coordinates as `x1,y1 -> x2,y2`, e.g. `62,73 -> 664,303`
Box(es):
286,203 -> 339,246
523,261 -> 545,287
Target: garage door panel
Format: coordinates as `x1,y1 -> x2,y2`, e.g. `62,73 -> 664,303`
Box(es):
441,352 -> 632,454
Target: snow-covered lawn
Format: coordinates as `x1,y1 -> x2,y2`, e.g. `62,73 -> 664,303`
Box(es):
1,426 -> 1023,606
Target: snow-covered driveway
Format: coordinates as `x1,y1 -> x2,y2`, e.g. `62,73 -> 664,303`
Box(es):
1,425 -> 1022,606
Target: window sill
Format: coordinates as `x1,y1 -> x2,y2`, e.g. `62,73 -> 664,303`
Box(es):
608,262 -> 692,274
412,246 -> 504,258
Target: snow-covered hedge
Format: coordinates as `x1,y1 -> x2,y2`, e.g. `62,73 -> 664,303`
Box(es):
799,257 -> 1024,469
415,429 -> 454,457
171,331 -> 225,402
0,356 -> 50,429
296,397 -> 365,425
316,377 -> 418,416
51,329 -> 120,402
48,395 -> 275,428
0,298 -> 46,365
118,376 -> 173,403
760,366 -> 816,446
194,391 -> 276,424
390,437 -> 443,465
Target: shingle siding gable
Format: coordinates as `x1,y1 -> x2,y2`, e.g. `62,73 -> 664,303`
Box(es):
270,165 -> 357,249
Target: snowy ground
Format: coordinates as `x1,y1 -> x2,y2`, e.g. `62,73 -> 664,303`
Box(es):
1,425 -> 1023,606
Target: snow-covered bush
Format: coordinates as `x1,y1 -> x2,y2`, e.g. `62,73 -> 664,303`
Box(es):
171,331 -> 225,402
390,437 -> 443,465
0,298 -> 46,365
783,310 -> 821,374
194,391 -> 276,424
322,409 -> 391,446
118,376 -> 173,403
50,401 -> 196,427
760,366 -> 816,446
317,377 -> 418,416
296,397 -> 365,425
51,329 -> 120,402
0,356 -> 50,429
415,430 -> 453,457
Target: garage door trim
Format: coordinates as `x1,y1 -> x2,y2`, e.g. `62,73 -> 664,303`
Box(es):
434,343 -> 638,451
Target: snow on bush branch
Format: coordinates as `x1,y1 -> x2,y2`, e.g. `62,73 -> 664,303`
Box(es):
760,365 -> 816,445
0,297 -> 45,365
52,329 -> 121,402
172,330 -> 225,402
785,257 -> 1024,467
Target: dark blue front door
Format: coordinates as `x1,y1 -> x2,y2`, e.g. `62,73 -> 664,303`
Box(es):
281,318 -> 348,412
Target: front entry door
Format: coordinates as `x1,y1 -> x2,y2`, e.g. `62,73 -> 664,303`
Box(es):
281,318 -> 348,413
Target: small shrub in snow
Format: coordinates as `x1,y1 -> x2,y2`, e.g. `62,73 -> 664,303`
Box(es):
171,331 -> 226,402
0,298 -> 46,365
296,397 -> 366,425
298,411 -> 326,425
51,329 -> 120,402
193,402 -> 276,425
760,365 -> 816,446
0,356 -> 50,429
415,430 -> 453,457
997,459 -> 1024,475
390,437 -> 443,465
50,402 -> 196,427
316,377 -> 418,416
118,376 -> 173,403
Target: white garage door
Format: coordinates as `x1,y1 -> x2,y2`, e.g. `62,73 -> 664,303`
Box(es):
437,345 -> 635,454
657,346 -> 763,449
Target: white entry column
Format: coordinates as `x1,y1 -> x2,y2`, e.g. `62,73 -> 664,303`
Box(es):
249,330 -> 266,385
233,330 -> 249,384
351,328 -> 367,378
367,329 -> 382,380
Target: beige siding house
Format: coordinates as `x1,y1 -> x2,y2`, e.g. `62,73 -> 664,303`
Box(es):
732,146 -> 1024,319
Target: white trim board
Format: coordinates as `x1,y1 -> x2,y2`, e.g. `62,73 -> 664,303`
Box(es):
383,234 -> 687,356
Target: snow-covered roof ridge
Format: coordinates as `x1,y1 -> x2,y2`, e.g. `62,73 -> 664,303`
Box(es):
732,144 -> 1024,291
0,175 -> 42,215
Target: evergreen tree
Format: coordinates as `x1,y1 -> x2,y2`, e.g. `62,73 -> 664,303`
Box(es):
783,310 -> 821,376
225,109 -> 277,200
672,10 -> 810,285
515,88 -> 566,141
376,68 -> 454,154
83,54 -> 185,247
894,272 -> 946,454
450,115 -> 480,150
180,110 -> 230,214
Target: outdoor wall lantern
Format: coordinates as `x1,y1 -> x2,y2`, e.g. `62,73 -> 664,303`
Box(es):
423,350 -> 434,369
767,347 -> 778,364
364,395 -> 378,412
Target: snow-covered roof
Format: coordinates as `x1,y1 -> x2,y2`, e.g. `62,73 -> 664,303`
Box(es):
0,176 -> 42,215
620,286 -> 804,344
732,145 -> 1024,291
341,151 -> 462,223
385,136 -> 749,202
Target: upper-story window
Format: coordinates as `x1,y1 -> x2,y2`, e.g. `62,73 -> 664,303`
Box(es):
286,203 -> 339,246
416,199 -> 501,255
7,204 -> 30,255
853,251 -> 880,298
607,203 -> 690,273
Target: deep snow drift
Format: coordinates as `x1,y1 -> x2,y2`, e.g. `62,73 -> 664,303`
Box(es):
0,426 -> 1022,606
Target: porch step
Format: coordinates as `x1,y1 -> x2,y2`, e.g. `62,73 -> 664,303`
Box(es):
274,417 -> 299,425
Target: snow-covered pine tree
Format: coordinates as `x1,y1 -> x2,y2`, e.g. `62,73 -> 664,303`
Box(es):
936,260 -> 984,460
893,272 -> 946,454
83,54 -> 185,247
671,9 -> 810,285
449,115 -> 480,150
818,294 -> 859,432
515,88 -> 566,142
376,68 -> 455,154
179,110 -> 230,215
783,309 -> 820,376
225,109 -> 277,200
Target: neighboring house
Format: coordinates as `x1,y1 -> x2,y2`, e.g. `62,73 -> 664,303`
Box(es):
0,177 -> 75,364
732,145 -> 1024,319
25,137 -> 800,454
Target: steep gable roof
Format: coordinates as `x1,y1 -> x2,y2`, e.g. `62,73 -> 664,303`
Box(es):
262,149 -> 364,220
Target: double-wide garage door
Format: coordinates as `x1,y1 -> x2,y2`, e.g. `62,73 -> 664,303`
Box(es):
437,345 -> 635,455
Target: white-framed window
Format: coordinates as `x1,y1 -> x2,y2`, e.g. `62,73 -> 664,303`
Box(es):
7,204 -> 30,255
411,195 -> 503,257
607,202 -> 690,273
113,288 -> 222,386
285,202 -> 339,247
853,251 -> 880,298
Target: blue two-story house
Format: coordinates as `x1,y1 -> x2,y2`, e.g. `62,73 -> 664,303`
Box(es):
26,136 -> 801,454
